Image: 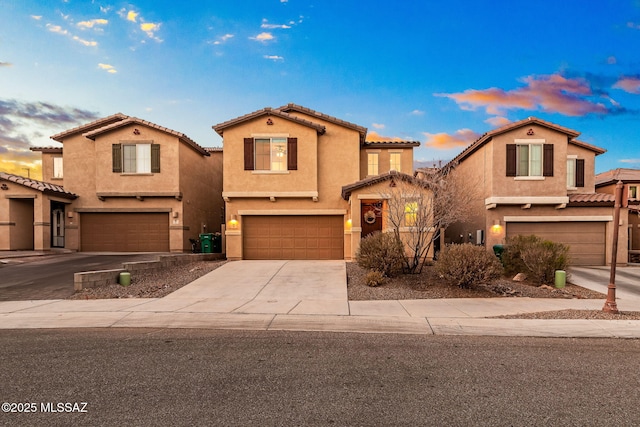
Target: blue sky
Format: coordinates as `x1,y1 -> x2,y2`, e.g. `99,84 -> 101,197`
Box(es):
1,0 -> 639,178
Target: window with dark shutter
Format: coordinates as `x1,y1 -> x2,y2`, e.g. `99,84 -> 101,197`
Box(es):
576,159 -> 585,187
151,144 -> 160,173
287,137 -> 297,170
506,144 -> 516,177
244,138 -> 254,170
112,143 -> 122,173
543,144 -> 554,177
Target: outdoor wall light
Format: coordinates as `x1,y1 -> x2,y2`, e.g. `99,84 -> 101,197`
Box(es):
229,215 -> 239,229
491,219 -> 503,235
346,218 -> 352,229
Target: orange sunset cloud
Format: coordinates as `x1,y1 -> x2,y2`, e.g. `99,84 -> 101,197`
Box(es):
423,129 -> 481,150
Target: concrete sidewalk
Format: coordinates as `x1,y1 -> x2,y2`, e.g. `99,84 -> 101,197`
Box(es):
1,260 -> 639,338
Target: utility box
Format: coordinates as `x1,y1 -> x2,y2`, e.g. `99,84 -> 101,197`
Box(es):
212,232 -> 222,253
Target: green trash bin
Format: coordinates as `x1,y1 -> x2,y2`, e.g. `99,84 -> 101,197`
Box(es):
200,233 -> 214,254
493,244 -> 505,261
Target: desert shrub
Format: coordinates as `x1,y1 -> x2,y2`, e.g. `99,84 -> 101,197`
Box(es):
364,270 -> 387,287
435,243 -> 503,288
356,232 -> 405,277
503,235 -> 569,284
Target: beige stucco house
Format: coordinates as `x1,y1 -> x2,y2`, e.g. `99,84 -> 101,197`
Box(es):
0,172 -> 78,250
29,114 -> 223,252
596,168 -> 640,263
213,103 -> 420,261
444,117 -> 627,266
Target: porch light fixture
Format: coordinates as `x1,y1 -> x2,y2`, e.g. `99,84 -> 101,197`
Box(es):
229,215 -> 239,229
490,219 -> 502,235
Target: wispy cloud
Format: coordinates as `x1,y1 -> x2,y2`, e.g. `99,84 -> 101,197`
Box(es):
118,8 -> 162,42
620,158 -> 640,164
126,10 -> 138,22
46,23 -> 97,47
366,131 -> 405,142
423,129 -> 481,150
31,15 -> 42,20
0,62 -> 12,67
261,19 -> 291,29
484,116 -> 511,127
410,109 -> 424,116
627,21 -> 640,30
263,55 -> 284,61
613,76 -> 640,94
0,99 -> 99,178
437,73 -> 623,117
77,18 -> 108,29
211,34 -> 234,45
250,32 -> 275,42
372,123 -> 385,129
140,22 -> 161,40
98,63 -> 117,74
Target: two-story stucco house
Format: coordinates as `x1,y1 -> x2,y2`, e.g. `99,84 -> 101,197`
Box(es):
213,103 -> 420,261
444,117 -> 628,266
29,114 -> 223,252
596,168 -> 640,263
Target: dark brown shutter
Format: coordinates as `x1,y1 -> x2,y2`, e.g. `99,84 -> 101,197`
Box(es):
543,144 -> 554,177
244,138 -> 254,170
112,143 -> 122,173
576,159 -> 585,187
151,144 -> 160,173
287,137 -> 297,170
506,144 -> 516,177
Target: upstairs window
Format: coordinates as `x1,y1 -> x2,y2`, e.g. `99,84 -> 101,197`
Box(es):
367,153 -> 379,176
390,152 -> 401,172
112,143 -> 160,173
244,137 -> 297,171
506,142 -> 553,177
630,186 -> 638,199
53,157 -> 63,179
566,157 -> 585,188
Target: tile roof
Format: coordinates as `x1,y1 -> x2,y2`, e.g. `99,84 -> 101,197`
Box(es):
363,141 -> 421,147
205,147 -> 223,153
568,193 -> 615,205
82,117 -> 210,156
30,146 -> 63,154
445,117 -> 605,169
341,170 -> 424,200
0,172 -> 77,199
213,107 -> 327,136
278,103 -> 368,142
595,168 -> 640,187
50,113 -> 128,142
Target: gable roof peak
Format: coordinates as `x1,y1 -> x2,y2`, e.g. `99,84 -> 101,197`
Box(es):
50,113 -> 128,142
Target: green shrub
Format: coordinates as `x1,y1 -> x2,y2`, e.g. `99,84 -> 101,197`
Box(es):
435,244 -> 503,288
356,232 -> 405,277
364,270 -> 387,287
503,235 -> 570,285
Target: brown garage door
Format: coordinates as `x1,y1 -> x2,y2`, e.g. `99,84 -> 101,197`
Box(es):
243,215 -> 344,260
81,213 -> 169,252
506,222 -> 605,266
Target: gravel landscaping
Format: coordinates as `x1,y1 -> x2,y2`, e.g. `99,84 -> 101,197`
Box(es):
68,259 -> 640,320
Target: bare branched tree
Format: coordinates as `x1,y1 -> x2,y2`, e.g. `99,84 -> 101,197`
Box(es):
381,168 -> 478,273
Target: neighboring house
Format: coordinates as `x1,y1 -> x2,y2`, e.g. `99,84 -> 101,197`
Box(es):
596,168 -> 640,263
444,117 -> 627,266
30,114 -> 223,252
0,172 -> 77,250
213,103 -> 420,261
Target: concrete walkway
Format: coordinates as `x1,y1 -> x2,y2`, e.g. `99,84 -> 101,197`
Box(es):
1,260 -> 639,338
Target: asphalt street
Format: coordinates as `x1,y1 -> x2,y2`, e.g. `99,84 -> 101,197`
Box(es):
1,329 -> 639,426
0,254 -> 159,301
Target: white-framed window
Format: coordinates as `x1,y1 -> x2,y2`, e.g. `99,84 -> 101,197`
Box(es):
255,137 -> 287,171
53,157 -> 63,179
367,153 -> 379,176
630,186 -> 638,199
390,152 -> 401,172
123,143 -> 151,173
517,143 -> 543,177
567,157 -> 577,188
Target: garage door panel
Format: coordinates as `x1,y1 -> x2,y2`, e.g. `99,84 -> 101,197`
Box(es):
507,222 -> 605,266
81,213 -> 169,252
243,215 -> 344,260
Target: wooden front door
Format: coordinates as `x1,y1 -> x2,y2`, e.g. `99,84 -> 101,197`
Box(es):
361,200 -> 383,238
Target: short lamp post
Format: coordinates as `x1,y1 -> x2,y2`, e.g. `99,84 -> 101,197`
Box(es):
602,181 -> 624,314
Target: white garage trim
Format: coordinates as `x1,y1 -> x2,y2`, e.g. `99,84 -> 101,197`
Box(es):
503,215 -> 613,222
238,209 -> 346,215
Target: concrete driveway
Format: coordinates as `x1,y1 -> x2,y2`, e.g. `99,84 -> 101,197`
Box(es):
569,265 -> 640,309
161,260 -> 349,315
0,252 -> 162,301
